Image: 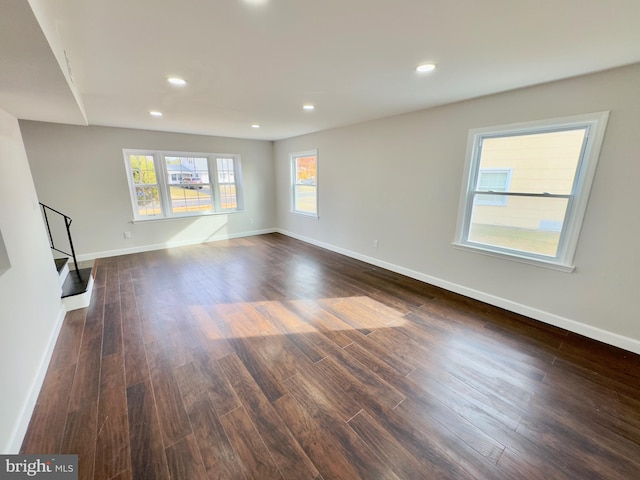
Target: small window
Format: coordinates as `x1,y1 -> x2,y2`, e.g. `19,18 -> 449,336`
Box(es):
476,169 -> 512,206
216,157 -> 241,210
454,112 -> 609,271
291,150 -> 318,216
123,150 -> 244,221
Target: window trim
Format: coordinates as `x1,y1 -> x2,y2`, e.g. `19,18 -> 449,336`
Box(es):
453,111 -> 609,272
123,149 -> 244,221
290,149 -> 319,218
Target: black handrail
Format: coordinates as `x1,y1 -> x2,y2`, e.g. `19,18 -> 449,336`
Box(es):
39,203 -> 83,282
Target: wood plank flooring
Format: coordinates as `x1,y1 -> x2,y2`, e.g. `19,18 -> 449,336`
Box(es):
21,233 -> 640,479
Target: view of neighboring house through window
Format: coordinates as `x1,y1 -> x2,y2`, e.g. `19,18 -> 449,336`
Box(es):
165,156 -> 213,214
123,150 -> 244,220
454,112 -> 609,270
475,169 -> 511,206
291,150 -> 318,216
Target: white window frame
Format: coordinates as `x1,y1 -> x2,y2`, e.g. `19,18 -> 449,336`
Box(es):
453,111 -> 609,272
213,156 -> 245,212
291,149 -> 318,217
123,149 -> 244,221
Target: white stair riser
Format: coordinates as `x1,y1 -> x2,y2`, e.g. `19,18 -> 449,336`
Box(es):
58,262 -> 69,287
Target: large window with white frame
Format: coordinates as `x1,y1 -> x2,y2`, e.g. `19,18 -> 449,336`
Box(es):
123,149 -> 244,220
291,150 -> 318,216
454,112 -> 609,271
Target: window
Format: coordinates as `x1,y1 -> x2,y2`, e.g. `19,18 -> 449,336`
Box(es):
216,157 -> 239,210
123,150 -> 244,220
454,112 -> 609,271
291,150 -> 318,216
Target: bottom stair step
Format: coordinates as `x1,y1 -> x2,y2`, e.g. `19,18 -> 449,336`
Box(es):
61,266 -> 94,311
61,267 -> 93,298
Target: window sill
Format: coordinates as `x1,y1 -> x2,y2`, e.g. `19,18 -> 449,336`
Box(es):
132,210 -> 244,223
451,242 -> 575,273
291,210 -> 319,219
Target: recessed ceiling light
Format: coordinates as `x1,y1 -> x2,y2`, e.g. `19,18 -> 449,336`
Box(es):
303,104 -> 315,111
167,77 -> 187,86
149,111 -> 163,117
416,63 -> 436,73
251,124 -> 261,128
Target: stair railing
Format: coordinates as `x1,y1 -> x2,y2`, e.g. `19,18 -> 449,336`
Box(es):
40,203 -> 83,282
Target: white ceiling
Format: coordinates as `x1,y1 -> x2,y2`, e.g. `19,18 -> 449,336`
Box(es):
2,0 -> 640,141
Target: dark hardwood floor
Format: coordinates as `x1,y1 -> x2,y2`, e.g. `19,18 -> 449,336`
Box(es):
21,233 -> 640,479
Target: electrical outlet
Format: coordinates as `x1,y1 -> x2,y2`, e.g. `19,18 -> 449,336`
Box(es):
372,239 -> 379,248
124,231 -> 132,239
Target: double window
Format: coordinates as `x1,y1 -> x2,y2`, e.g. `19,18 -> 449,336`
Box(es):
291,150 -> 318,217
123,149 -> 244,220
454,112 -> 609,271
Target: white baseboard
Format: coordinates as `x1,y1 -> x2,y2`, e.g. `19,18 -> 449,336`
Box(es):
76,228 -> 277,262
5,304 -> 67,453
277,229 -> 640,355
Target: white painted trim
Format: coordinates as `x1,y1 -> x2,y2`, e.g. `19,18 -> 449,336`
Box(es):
5,304 -> 67,453
276,228 -> 640,355
290,210 -> 319,219
451,243 -> 575,273
131,209 -> 247,223
76,228 -> 277,262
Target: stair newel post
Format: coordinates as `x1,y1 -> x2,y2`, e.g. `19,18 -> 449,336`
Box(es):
65,215 -> 82,282
41,205 -> 55,249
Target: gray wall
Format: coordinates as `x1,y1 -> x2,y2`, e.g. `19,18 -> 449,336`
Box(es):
274,64 -> 640,352
19,123 -> 276,260
0,108 -> 64,452
15,64 -> 640,357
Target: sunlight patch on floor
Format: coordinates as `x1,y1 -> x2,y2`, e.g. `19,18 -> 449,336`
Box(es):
190,296 -> 408,340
